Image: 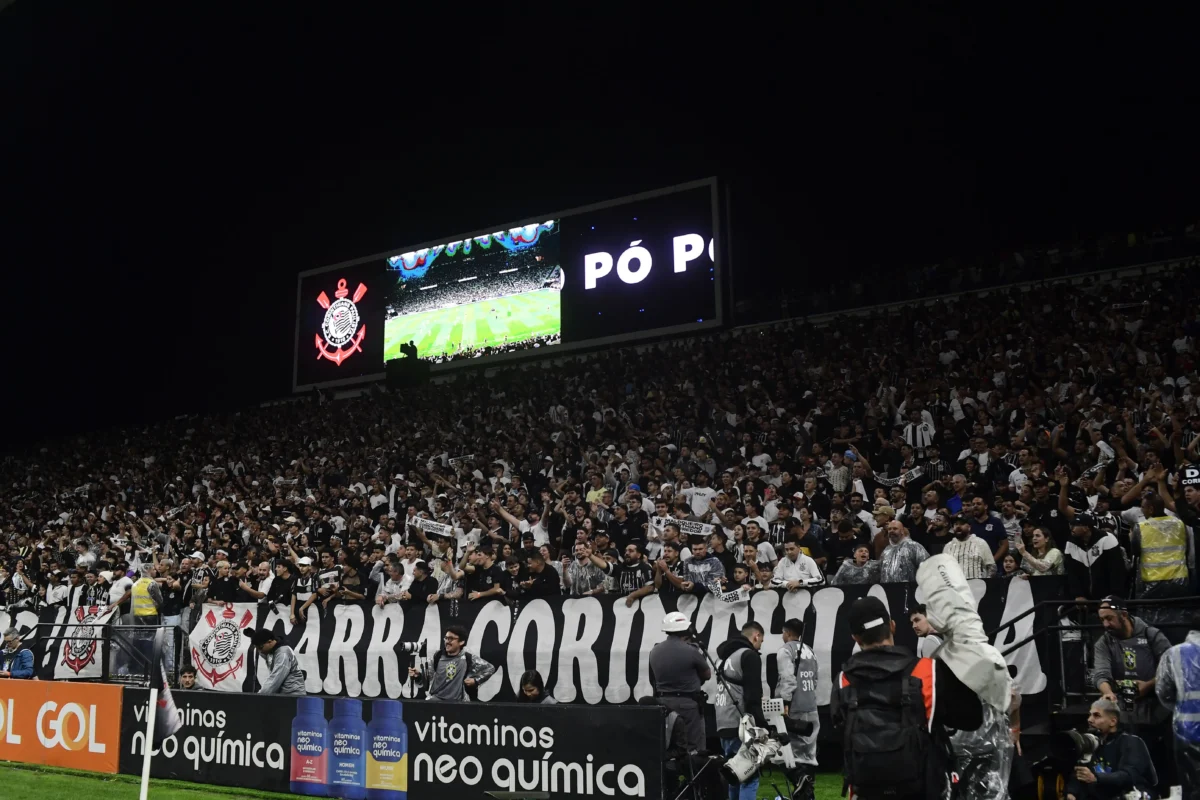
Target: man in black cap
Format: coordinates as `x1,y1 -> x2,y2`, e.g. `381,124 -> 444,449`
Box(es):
244,628 -> 306,695
831,597 -> 984,800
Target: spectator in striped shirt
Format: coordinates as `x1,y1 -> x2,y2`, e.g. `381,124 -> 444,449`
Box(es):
944,515 -> 996,579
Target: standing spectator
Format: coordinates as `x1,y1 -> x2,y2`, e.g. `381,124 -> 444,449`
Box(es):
831,545 -> 879,586
1065,515 -> 1127,603
563,542 -> 606,597
588,544 -> 655,606
878,519 -> 929,583
1015,528 -> 1064,576
944,515 -> 996,579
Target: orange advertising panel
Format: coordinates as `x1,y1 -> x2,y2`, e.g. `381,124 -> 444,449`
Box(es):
0,679 -> 123,773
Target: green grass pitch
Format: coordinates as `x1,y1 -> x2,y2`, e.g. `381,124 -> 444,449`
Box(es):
384,288 -> 561,360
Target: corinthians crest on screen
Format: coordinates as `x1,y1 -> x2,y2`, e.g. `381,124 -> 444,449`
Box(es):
315,277 -> 368,365
193,603 -> 254,687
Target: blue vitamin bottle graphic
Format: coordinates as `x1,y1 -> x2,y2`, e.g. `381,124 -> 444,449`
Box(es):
366,700 -> 408,800
329,698 -> 367,799
290,696 -> 329,796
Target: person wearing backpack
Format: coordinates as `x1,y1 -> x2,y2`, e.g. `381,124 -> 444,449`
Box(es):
410,624 -> 496,702
831,597 -> 984,800
776,617 -> 819,790
714,620 -> 772,800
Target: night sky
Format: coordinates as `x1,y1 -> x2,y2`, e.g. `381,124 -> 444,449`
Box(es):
3,5 -> 1195,445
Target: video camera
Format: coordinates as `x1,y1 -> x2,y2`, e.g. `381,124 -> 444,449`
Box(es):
721,715 -> 787,784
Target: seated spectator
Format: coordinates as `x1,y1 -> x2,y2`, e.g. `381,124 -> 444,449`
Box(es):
0,628 -> 33,679
772,540 -> 823,589
518,669 -> 557,704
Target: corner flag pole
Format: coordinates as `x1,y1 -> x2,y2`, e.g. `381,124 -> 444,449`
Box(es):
140,626 -> 182,800
139,684 -> 159,800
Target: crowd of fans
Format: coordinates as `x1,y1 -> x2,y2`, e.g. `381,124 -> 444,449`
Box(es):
435,332 -> 562,363
3,258 -> 1200,624
385,235 -> 559,318
385,264 -> 557,317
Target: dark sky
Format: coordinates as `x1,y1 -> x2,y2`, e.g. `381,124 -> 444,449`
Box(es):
3,5 -> 1196,445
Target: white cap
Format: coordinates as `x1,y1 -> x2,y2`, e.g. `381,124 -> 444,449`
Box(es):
98,571 -> 114,581
661,611 -> 690,633
297,556 -> 313,566
188,551 -> 206,560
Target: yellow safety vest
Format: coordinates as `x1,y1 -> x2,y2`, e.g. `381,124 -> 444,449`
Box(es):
131,578 -> 157,616
1139,516 -> 1188,583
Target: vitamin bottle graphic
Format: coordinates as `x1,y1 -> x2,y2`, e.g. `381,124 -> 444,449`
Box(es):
366,699 -> 408,800
290,696 -> 329,796
329,698 -> 368,800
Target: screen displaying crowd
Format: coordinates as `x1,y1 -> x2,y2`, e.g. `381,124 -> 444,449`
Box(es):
382,226 -> 562,362
3,227 -> 1200,794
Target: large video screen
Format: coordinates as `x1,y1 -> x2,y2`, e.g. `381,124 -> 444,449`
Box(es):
384,222 -> 563,361
295,179 -> 721,389
381,180 -> 719,365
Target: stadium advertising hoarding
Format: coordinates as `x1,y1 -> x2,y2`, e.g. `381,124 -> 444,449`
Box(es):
0,678 -> 123,774
293,178 -> 722,390
119,689 -> 663,799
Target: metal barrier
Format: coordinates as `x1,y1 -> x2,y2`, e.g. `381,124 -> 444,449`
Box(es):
988,593 -> 1200,730
32,619 -> 182,686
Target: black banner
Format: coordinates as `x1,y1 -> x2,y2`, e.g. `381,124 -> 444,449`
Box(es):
182,579 -> 1063,723
119,689 -> 664,799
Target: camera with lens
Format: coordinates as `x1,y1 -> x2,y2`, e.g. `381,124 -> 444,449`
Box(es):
1051,729 -> 1101,766
399,640 -> 428,657
1115,679 -> 1139,710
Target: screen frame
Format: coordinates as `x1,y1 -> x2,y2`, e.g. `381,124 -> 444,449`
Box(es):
293,176 -> 722,391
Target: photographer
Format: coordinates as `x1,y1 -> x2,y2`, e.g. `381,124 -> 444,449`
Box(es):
1065,699 -> 1157,800
409,625 -> 495,702
649,611 -> 711,755
714,620 -> 771,800
1094,595 -> 1172,788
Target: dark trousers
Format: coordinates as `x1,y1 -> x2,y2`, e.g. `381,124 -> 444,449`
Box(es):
660,696 -> 706,754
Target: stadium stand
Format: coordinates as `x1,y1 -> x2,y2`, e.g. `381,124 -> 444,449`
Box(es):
4,222 -> 1200,795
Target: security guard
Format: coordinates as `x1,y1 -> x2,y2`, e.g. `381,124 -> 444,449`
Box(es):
1156,628 -> 1200,799
649,611 -> 711,753
1135,493 -> 1191,603
776,617 -> 819,785
131,566 -> 164,626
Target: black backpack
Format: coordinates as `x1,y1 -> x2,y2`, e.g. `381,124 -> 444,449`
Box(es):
838,657 -> 932,797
